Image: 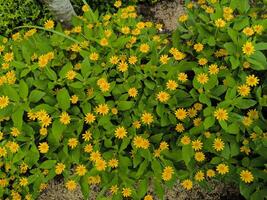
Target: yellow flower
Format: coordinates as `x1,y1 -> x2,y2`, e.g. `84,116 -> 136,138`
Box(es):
216,164 -> 229,175
75,164 -> 87,176
243,27 -> 254,36
214,108 -> 228,121
166,80 -> 178,90
7,141 -> 19,153
162,166 -> 174,181
213,138 -> 224,151
181,136 -> 191,145
65,180 -> 77,191
192,139 -> 203,151
114,126 -> 127,139
55,163 -> 65,174
3,52 -> 14,62
68,138 -> 78,149
240,170 -> 254,183
96,104 -> 109,115
118,61 -> 128,72
108,158 -> 119,168
208,64 -> 219,75
237,84 -> 250,96
178,14 -> 188,22
44,19 -> 55,29
114,0 -> 122,8
246,74 -> 259,87
128,56 -> 138,65
177,72 -> 188,82
84,113 -> 96,124
247,109 -> 259,120
215,18 -> 226,28
175,123 -> 185,133
193,43 -> 204,52
242,116 -> 253,127
121,26 -> 130,34
70,95 -> 79,104
181,179 -> 193,190
242,42 -> 255,56
38,55 -> 49,68
19,177 -> 28,187
206,169 -> 216,178
156,91 -> 170,103
128,88 -> 138,97
82,4 -> 89,12
144,194 -> 154,200
141,112 -> 154,125
38,142 -> 49,154
60,112 -> 71,125
89,52 -> 99,61
196,73 -> 209,84
66,70 -> 76,80
122,187 -> 132,197
159,54 -> 170,64
253,25 -> 264,34
194,151 -> 205,162
175,108 -> 187,120
194,171 -> 205,181
82,130 -> 92,141
133,120 -> 141,129
84,144 -> 93,153
95,159 -> 107,171
10,127 -> 20,137
100,38 -> 108,46
0,147 -> 7,157
139,43 -> 150,53
90,151 -> 102,162
110,185 -> 119,194
109,55 -> 119,64
133,136 -> 150,149
198,58 -> 208,65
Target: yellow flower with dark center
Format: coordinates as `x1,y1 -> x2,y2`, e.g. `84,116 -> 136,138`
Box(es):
70,43 -> 81,52
133,136 -> 150,149
175,123 -> 185,133
89,52 -> 99,61
181,179 -> 193,190
209,64 -> 219,75
160,55 -> 170,64
195,151 -> 205,162
194,171 -> 205,181
55,163 -> 65,174
66,70 -> 76,80
0,147 -> 7,157
243,27 -> 254,36
181,136 -> 191,145
156,91 -> 170,103
193,43 -> 204,52
96,104 -> 109,115
162,166 -> 174,181
44,19 -> 54,29
159,141 -> 169,150
178,72 -> 188,82
214,108 -> 228,121
65,180 -> 77,191
193,117 -> 202,127
237,84 -> 250,96
68,138 -> 78,149
166,80 -> 178,90
84,113 -> 96,124
242,42 -> 255,56
253,25 -> 264,34
213,138 -> 224,151
109,56 -> 119,64
108,158 -> 119,168
95,159 -> 107,171
114,126 -> 127,139
192,139 -> 203,151
4,52 -> 14,62
60,112 -> 71,125
216,164 -> 229,175
196,73 -> 209,84
187,108 -> 197,118
141,112 -> 154,125
7,141 -> 19,153
19,177 -> 28,187
139,43 -> 150,53
38,55 -> 49,68
122,187 -> 132,197
175,108 -> 187,120
84,144 -> 93,153
38,142 -> 49,154
128,88 -> 138,97
90,151 -> 101,162
246,74 -> 259,87
118,61 -> 128,72
10,127 -> 20,137
75,164 -> 87,176
240,170 -> 254,183
198,58 -> 208,65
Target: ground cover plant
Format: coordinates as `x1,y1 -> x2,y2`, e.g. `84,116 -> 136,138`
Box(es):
0,0 -> 267,200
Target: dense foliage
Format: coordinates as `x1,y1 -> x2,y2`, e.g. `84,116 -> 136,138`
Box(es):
0,0 -> 50,36
0,0 -> 267,200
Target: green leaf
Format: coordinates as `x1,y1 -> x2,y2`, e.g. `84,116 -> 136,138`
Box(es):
29,90 -> 45,103
255,43 -> 267,51
199,93 -> 211,106
230,56 -> 240,69
247,51 -> 267,70
11,107 -> 24,129
56,88 -> 70,110
204,116 -> 215,129
117,101 -> 134,111
25,144 -> 40,166
137,178 -> 148,199
234,98 -> 257,109
45,67 -> 57,81
182,145 -> 194,166
19,80 -> 28,99
233,17 -> 249,30
80,175 -> 90,199
3,85 -> 20,102
48,120 -> 65,148
136,160 -> 148,178
39,160 -> 57,169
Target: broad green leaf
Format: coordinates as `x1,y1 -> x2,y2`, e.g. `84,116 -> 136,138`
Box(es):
39,160 -> 57,169
11,107 -> 24,129
19,80 -> 28,99
29,90 -> 45,103
117,101 -> 134,111
56,88 -> 70,110
182,145 -> 194,166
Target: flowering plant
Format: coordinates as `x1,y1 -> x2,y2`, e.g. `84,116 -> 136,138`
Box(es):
0,0 -> 267,200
